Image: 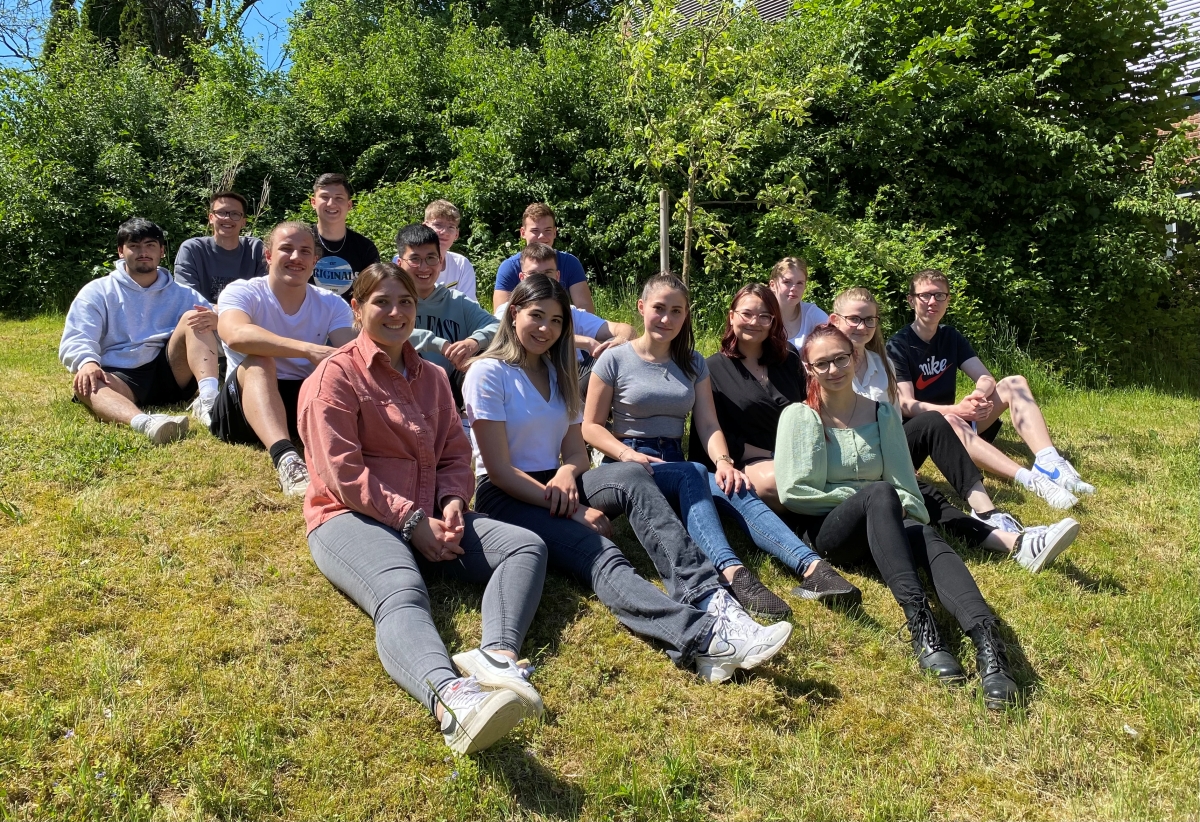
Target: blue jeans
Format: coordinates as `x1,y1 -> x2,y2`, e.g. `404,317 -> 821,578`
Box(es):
610,437 -> 821,575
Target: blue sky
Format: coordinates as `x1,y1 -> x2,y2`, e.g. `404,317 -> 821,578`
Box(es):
239,0 -> 301,70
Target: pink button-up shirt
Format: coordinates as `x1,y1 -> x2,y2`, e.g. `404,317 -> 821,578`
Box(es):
298,331 -> 475,535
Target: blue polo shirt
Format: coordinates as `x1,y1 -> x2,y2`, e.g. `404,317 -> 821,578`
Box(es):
494,250 -> 587,292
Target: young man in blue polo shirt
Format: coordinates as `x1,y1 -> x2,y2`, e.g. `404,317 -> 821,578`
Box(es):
491,203 -> 596,314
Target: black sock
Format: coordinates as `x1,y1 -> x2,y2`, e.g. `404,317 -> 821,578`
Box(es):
974,508 -> 998,519
269,439 -> 298,468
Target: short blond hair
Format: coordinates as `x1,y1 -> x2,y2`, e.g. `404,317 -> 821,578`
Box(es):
770,256 -> 808,282
522,202 -> 556,226
909,269 -> 950,294
424,199 -> 461,224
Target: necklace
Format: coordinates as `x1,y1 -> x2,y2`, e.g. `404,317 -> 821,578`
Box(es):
320,231 -> 348,255
825,392 -> 859,430
744,358 -> 770,387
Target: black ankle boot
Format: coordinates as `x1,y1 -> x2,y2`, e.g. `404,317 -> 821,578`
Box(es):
966,620 -> 1021,709
901,601 -> 965,683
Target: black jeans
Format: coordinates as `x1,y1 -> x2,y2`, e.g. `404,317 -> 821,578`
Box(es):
905,411 -> 994,547
474,462 -> 722,667
796,482 -> 994,632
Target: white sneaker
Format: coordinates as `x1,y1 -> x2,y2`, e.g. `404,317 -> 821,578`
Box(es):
1014,517 -> 1079,573
452,648 -> 543,716
694,589 -> 792,683
190,395 -> 213,430
1027,472 -> 1077,510
439,676 -> 530,755
277,452 -> 310,497
1034,455 -> 1095,495
971,510 -> 1024,534
143,414 -> 189,445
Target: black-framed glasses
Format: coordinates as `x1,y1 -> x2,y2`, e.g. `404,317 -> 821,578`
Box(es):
402,254 -> 441,268
212,210 -> 244,220
808,353 -> 852,373
840,315 -> 878,328
912,292 -> 949,303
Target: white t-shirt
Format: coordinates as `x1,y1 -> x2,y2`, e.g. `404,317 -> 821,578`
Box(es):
217,276 -> 354,380
438,252 -> 477,302
493,301 -> 606,362
783,302 -> 830,351
463,357 -> 582,479
854,350 -> 900,414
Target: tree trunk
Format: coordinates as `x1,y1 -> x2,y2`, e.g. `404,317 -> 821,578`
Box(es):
682,165 -> 697,285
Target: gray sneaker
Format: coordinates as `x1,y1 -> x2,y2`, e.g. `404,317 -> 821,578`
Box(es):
143,414 -> 189,445
277,452 -> 310,497
971,510 -> 1024,534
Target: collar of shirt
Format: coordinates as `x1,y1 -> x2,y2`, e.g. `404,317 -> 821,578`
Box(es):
353,331 -> 423,380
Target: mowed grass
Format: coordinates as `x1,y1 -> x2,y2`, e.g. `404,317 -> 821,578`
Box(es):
0,313 -> 1197,821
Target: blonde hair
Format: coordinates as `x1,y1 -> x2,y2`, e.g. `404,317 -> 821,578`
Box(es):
832,287 -> 897,405
770,256 -> 808,282
424,199 -> 461,223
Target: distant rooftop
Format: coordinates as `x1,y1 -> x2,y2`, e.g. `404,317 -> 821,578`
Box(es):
1164,0 -> 1200,92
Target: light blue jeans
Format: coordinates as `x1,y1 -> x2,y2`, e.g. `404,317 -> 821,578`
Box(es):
610,437 -> 821,575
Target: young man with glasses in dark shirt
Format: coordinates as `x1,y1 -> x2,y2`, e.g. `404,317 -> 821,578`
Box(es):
886,269 -> 1094,509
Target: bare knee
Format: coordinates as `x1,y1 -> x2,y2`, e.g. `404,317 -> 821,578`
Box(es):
997,375 -> 1029,398
946,415 -> 973,437
240,355 -> 277,379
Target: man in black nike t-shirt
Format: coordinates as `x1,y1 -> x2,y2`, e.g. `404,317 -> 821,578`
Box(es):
886,269 -> 1094,505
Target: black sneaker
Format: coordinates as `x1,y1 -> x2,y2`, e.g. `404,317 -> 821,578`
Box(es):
791,561 -> 862,605
728,566 -> 791,621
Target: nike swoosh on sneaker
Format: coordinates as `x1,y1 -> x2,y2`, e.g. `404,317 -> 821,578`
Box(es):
705,639 -> 737,658
1034,463 -> 1061,480
479,652 -> 512,671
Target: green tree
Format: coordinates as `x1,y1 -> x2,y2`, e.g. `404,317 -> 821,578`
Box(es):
41,0 -> 77,58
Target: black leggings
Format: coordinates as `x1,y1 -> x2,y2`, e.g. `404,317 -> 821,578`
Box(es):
797,482 -> 994,632
904,411 -> 994,547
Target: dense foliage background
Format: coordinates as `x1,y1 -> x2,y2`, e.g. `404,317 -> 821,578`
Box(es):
0,0 -> 1196,385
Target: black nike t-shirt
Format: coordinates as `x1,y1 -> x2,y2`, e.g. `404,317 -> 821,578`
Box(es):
312,228 -> 381,303
886,323 -> 977,412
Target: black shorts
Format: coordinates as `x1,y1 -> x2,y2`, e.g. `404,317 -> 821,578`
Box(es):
978,418 -> 1002,443
210,366 -> 303,447
103,347 -> 196,408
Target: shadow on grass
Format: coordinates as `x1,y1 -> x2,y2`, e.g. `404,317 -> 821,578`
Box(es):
756,668 -> 842,704
1052,559 -> 1127,595
479,746 -> 585,820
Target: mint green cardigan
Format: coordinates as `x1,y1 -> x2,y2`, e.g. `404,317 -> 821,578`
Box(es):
774,400 -> 929,523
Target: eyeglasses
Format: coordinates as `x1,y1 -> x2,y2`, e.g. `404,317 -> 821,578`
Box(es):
912,292 -> 949,303
212,210 -> 244,220
807,353 -> 852,373
734,309 -> 774,325
402,254 -> 441,268
839,315 -> 878,328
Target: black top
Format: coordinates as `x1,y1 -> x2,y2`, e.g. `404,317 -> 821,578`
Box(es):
885,323 -> 977,411
687,349 -> 807,471
312,228 -> 381,303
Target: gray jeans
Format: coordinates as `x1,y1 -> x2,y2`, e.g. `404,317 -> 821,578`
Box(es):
474,462 -> 721,667
308,511 -> 547,716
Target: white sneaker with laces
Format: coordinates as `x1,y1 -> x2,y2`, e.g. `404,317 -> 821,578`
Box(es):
694,589 -> 792,683
277,452 -> 310,497
452,648 -> 543,716
971,510 -> 1024,534
439,676 -> 530,755
190,395 -> 213,430
143,414 -> 189,445
1014,517 -> 1079,573
1035,455 -> 1095,495
1027,472 -> 1077,510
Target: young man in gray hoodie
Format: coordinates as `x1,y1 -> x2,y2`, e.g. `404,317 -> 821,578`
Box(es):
395,224 -> 499,409
59,217 -> 221,444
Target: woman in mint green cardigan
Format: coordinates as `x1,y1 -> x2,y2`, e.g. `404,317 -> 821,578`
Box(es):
775,323 -> 1019,710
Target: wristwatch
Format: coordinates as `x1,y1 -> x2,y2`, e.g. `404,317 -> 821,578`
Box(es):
400,508 -> 426,542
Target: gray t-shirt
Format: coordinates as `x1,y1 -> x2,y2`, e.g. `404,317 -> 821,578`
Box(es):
173,235 -> 267,305
593,343 -> 709,439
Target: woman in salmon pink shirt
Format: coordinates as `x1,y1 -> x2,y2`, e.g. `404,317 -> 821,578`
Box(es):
298,262 -> 548,756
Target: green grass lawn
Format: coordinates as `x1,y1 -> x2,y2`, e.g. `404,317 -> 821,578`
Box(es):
1,314 -> 1197,821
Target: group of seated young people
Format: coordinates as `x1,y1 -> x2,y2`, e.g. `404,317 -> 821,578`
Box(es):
59,179 -> 1095,755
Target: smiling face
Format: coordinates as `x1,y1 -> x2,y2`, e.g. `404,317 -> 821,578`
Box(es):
770,266 -> 807,309
519,256 -> 560,282
519,216 -> 557,248
396,242 -> 443,300
804,335 -> 855,395
310,184 -> 352,227
425,218 -> 459,255
354,277 -> 416,353
830,298 -> 878,350
208,196 -> 246,242
265,226 -> 318,287
512,297 -> 564,358
729,293 -> 773,348
118,238 -> 165,277
638,285 -> 688,345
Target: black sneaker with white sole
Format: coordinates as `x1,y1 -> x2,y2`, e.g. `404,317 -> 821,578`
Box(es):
792,561 -> 862,605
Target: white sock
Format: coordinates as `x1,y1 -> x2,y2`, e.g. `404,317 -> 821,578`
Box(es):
1015,468 -> 1034,489
130,413 -> 152,434
1034,446 -> 1059,464
198,377 -> 219,402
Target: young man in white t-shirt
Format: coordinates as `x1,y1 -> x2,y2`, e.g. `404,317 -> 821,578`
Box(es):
423,199 -> 478,302
213,222 -> 356,495
493,243 -> 634,397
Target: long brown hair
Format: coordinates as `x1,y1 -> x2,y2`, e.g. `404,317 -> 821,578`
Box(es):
800,323 -> 856,414
640,273 -> 698,380
474,274 -> 581,420
719,283 -> 789,365
832,287 -> 897,405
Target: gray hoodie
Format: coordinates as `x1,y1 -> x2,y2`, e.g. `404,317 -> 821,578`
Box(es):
59,261 -> 211,373
410,284 -> 499,375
